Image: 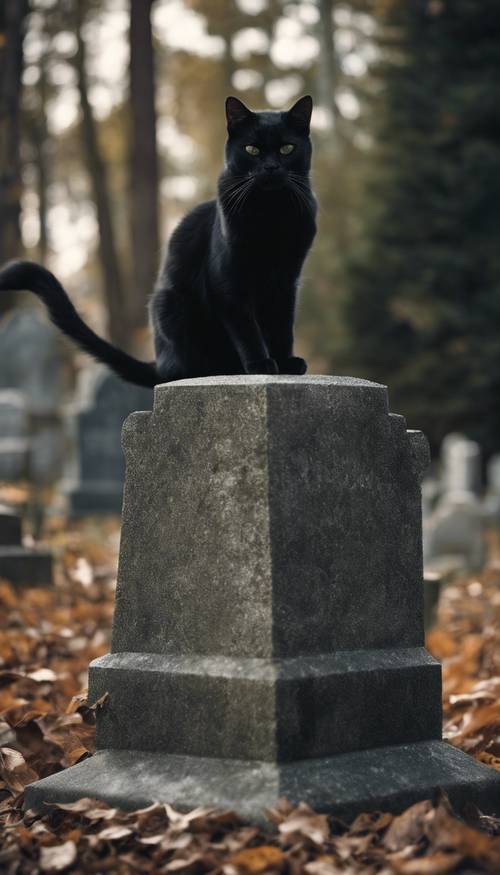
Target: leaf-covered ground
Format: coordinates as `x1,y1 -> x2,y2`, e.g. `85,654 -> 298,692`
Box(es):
0,517 -> 499,874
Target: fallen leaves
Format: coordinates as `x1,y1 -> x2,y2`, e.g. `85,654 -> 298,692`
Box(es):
427,565 -> 500,768
1,792 -> 499,875
226,844 -> 285,874
0,519 -> 117,815
39,840 -> 77,873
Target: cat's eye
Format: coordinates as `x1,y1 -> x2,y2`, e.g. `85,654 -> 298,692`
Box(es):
245,145 -> 260,156
280,143 -> 295,155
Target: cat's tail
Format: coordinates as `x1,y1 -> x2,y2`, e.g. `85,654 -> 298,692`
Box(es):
0,260 -> 159,388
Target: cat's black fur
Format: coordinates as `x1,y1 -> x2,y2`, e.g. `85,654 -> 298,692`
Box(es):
0,96 -> 317,387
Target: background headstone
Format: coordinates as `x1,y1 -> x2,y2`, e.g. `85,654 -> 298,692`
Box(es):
26,376 -> 500,821
66,369 -> 153,516
0,309 -> 70,484
441,434 -> 482,497
0,503 -> 52,586
0,504 -> 22,546
0,391 -> 30,481
424,434 -> 486,572
483,454 -> 500,526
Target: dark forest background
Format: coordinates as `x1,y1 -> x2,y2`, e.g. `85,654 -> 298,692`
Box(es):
1,0 -> 499,456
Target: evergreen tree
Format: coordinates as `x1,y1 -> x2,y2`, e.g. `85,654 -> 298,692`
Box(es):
343,0 -> 500,455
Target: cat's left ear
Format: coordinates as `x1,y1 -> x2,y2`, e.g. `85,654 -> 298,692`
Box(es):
225,96 -> 253,132
287,95 -> 313,133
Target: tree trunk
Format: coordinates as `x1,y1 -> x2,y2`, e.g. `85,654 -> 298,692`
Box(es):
74,0 -> 129,349
128,0 -> 159,343
317,0 -> 342,134
0,0 -> 28,314
28,57 -> 50,264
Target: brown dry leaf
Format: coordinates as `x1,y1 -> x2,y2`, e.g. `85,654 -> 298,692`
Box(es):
64,745 -> 91,766
165,853 -> 206,874
475,751 -> 500,771
424,802 -> 500,872
304,856 -> 345,875
0,746 -> 38,793
383,800 -> 432,852
27,668 -> 58,683
349,811 -> 393,834
265,798 -> 295,826
97,823 -> 134,840
87,691 -> 109,710
138,832 -> 168,845
426,629 -> 457,658
135,801 -> 168,834
388,850 -> 463,874
39,839 -> 77,872
0,670 -> 26,688
52,797 -> 105,814
227,844 -> 285,873
278,803 -> 330,846
65,690 -> 88,715
165,803 -> 238,834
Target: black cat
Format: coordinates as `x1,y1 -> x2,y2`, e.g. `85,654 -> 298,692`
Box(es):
0,95 -> 317,387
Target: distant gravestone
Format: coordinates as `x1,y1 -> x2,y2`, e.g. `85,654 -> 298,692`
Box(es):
484,454 -> 500,526
424,434 -> 486,572
441,434 -> 482,496
0,391 -> 30,481
0,309 -> 68,484
0,504 -> 52,586
26,376 -> 500,820
67,370 -> 153,515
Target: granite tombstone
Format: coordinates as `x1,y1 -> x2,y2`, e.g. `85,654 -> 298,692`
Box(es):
0,309 -> 68,484
424,434 -> 486,572
0,503 -> 52,586
484,454 -> 500,527
67,370 -> 153,515
0,390 -> 30,481
26,376 -> 500,821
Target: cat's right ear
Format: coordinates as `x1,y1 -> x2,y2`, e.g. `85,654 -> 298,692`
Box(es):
225,96 -> 252,133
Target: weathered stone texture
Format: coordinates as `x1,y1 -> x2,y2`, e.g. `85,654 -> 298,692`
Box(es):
112,376 -> 428,657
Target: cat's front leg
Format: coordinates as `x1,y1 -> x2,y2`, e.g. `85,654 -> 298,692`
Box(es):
277,355 -> 308,375
264,294 -> 307,375
218,299 -> 278,374
246,357 -> 279,375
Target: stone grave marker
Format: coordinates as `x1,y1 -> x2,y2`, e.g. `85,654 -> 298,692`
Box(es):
0,309 -> 68,484
25,376 -> 500,820
66,370 -> 153,515
424,434 -> 486,572
0,391 -> 30,481
484,454 -> 500,526
0,504 -> 52,586
441,433 -> 482,496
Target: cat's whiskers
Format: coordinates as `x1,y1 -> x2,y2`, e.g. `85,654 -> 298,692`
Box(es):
287,175 -> 315,217
221,177 -> 254,218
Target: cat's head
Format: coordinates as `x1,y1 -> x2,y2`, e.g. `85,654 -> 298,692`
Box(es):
223,95 -> 313,191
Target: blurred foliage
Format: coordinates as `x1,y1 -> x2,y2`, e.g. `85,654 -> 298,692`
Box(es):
342,0 -> 500,455
2,0 -> 500,452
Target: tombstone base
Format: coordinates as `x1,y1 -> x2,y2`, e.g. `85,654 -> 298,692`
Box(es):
25,740 -> 500,824
0,507 -> 22,546
0,546 -> 53,586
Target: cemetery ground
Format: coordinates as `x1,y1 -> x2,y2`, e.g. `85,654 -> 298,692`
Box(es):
0,512 -> 499,874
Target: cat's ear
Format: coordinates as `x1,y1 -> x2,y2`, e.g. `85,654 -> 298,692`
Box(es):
287,95 -> 313,133
225,96 -> 253,132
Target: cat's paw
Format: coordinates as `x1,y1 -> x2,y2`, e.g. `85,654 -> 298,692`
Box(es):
278,356 -> 307,375
246,357 -> 279,375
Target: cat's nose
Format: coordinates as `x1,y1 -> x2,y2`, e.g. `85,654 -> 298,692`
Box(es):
263,161 -> 280,172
